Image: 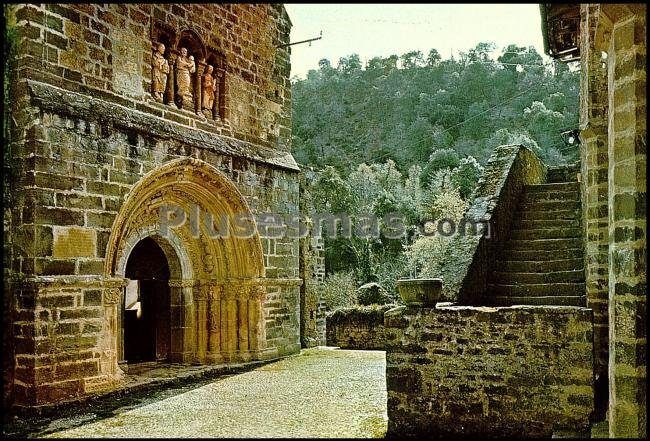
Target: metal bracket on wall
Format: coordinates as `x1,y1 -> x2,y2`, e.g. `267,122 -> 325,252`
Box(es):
276,31 -> 322,49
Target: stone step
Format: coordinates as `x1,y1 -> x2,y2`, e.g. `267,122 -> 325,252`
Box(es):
518,209 -> 579,220
489,295 -> 586,307
503,248 -> 583,261
491,270 -> 585,284
513,218 -> 581,230
509,227 -> 582,240
525,182 -> 580,193
504,237 -> 583,251
497,258 -> 584,272
547,164 -> 580,183
519,200 -> 581,212
521,190 -> 580,204
487,282 -> 586,297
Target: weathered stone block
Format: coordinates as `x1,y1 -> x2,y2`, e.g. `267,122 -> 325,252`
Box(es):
52,226 -> 97,258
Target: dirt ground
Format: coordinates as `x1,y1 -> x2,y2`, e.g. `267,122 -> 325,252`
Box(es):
41,348 -> 387,438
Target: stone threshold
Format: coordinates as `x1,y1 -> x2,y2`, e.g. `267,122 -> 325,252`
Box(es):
2,356 -> 283,438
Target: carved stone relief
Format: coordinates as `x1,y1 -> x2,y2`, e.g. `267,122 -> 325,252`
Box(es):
151,43 -> 169,103
150,24 -> 225,121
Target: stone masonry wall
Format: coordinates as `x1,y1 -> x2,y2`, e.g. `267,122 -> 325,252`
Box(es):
325,304 -> 394,350
578,4 -> 610,420
4,3 -> 302,409
7,3 -> 292,150
384,304 -> 594,437
298,171 -> 326,348
603,6 -> 646,437
299,235 -> 326,347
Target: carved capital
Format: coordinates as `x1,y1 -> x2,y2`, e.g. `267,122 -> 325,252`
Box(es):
194,285 -> 210,302
249,284 -> 266,300
168,279 -> 195,288
103,288 -> 122,305
209,285 -> 223,301
222,280 -> 248,300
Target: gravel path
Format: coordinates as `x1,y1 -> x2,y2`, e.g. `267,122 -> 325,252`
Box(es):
43,348 -> 387,438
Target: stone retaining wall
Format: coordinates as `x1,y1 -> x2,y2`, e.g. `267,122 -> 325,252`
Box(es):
384,304 -> 594,437
325,304 -> 394,350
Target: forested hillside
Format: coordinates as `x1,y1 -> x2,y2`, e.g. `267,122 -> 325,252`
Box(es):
291,43 -> 580,308
293,43 -> 579,172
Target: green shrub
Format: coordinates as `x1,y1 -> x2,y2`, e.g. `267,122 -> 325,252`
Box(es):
316,271 -> 358,311
356,282 -> 391,306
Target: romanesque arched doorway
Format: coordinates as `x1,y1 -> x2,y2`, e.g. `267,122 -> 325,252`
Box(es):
104,158 -> 268,371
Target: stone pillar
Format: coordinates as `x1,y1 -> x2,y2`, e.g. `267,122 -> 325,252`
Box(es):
101,285 -> 126,381
165,50 -> 178,106
604,6 -> 646,438
578,3 -> 610,421
217,67 -> 227,121
248,284 -> 266,355
195,60 -> 206,115
194,284 -> 209,363
227,298 -> 238,354
169,279 -> 195,363
255,285 -> 268,351
212,71 -> 220,121
238,299 -> 249,352
208,285 -> 222,362
219,284 -> 239,358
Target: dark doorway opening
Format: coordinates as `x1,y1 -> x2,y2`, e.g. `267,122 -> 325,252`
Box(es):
123,237 -> 172,363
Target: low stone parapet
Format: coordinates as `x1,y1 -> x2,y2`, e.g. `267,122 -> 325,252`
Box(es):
384,303 -> 594,437
325,304 -> 395,350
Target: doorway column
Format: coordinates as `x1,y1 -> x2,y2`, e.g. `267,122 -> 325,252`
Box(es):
207,284 -> 222,363
194,283 -> 209,363
169,279 -> 196,363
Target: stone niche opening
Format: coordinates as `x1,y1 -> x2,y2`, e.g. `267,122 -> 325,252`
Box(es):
206,48 -> 226,120
150,21 -> 228,120
175,29 -> 205,111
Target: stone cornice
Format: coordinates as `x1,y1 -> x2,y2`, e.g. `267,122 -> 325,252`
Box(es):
20,275 -> 129,289
16,275 -> 302,291
25,80 -> 300,172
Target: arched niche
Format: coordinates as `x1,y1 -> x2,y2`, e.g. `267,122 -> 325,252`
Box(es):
152,21 -> 177,57
177,29 -> 206,62
206,47 -> 227,120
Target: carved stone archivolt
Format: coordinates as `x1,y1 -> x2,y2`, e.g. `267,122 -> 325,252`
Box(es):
151,23 -> 226,120
104,157 -> 267,366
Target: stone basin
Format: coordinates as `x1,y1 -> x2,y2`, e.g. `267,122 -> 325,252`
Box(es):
396,278 -> 442,307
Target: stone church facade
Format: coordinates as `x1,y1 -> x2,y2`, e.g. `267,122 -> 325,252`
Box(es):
3,3 -> 324,410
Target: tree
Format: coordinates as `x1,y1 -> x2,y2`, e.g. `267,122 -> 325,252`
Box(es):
338,54 -> 362,74
400,50 -> 425,69
449,156 -> 483,199
290,46 -> 580,302
421,148 -> 460,187
427,48 -> 441,67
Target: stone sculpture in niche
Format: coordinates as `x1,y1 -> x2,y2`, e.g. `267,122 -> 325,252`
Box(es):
151,43 -> 170,103
175,47 -> 196,110
201,65 -> 217,118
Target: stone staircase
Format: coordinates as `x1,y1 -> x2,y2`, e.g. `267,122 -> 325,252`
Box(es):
488,164 -> 586,306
